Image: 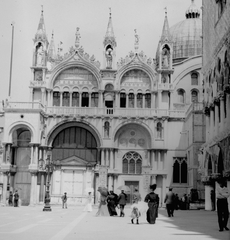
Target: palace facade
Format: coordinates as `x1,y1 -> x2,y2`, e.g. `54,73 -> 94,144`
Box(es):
0,1 -> 205,206
200,0 -> 230,210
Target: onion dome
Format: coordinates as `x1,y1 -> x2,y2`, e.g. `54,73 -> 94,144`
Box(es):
169,0 -> 202,62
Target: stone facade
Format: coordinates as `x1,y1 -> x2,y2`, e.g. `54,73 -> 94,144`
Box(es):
0,1 -> 205,206
201,0 -> 230,210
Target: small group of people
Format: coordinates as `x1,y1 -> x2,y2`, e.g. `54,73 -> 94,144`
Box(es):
8,190 -> 19,207
96,188 -> 126,217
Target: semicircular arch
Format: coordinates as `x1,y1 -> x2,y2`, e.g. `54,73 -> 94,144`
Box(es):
46,120 -> 102,147
48,61 -> 101,90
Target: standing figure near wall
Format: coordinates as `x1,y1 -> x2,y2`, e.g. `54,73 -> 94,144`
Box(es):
36,45 -> 44,66
162,46 -> 170,68
106,48 -> 113,69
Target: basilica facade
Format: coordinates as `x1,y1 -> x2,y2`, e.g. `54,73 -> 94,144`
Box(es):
0,1 -> 204,206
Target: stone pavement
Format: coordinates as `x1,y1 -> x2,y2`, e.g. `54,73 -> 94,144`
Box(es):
0,205 -> 229,240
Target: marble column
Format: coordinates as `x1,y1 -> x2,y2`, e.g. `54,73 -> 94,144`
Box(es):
162,175 -> 167,207
205,114 -> 210,143
220,95 -> 225,132
29,171 -> 37,206
79,92 -> 82,107
158,151 -> 162,170
209,104 -> 214,140
1,171 -> 9,206
60,92 -> 63,107
39,173 -> 45,202
109,149 -> 113,170
47,90 -> 51,107
158,91 -> 162,108
214,101 -> 219,136
205,184 -> 212,211
89,92 -> 92,107
69,92 -> 73,107
142,94 -> 145,108
108,175 -> 113,190
126,94 -> 129,108
101,149 -> 105,166
134,93 -> 137,108
151,174 -> 157,184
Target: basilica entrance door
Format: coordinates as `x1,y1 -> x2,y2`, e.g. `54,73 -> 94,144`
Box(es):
124,181 -> 139,204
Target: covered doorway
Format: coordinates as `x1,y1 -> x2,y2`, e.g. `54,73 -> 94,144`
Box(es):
124,181 -> 139,204
13,128 -> 32,206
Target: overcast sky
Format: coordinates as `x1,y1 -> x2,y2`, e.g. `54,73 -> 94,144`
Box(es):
0,0 -> 202,103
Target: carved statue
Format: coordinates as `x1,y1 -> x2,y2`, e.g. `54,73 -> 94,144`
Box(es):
162,47 -> 170,68
36,45 -> 44,66
75,27 -> 81,49
106,48 -> 113,69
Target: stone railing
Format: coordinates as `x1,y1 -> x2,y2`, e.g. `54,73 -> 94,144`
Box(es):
46,107 -> 186,118
4,102 -> 186,118
4,102 -> 44,110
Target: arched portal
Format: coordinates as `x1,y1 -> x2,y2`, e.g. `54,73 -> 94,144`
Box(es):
12,127 -> 32,206
48,123 -> 100,203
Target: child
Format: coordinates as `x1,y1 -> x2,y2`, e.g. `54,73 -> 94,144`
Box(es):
131,206 -> 141,224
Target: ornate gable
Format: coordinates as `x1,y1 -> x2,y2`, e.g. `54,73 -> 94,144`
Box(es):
60,155 -> 90,166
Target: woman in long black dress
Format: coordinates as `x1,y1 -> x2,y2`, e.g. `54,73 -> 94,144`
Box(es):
144,184 -> 159,224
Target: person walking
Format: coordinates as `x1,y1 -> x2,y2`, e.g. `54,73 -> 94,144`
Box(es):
107,190 -> 118,216
144,184 -> 159,224
8,191 -> 13,206
164,188 -> 175,217
216,179 -> 230,232
117,190 -> 127,217
61,192 -> 67,209
83,192 -> 93,212
13,190 -> 19,207
133,188 -> 141,203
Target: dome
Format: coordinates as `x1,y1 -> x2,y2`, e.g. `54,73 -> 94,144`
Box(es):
169,0 -> 202,62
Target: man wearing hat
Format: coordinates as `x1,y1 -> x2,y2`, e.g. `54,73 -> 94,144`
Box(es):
164,187 -> 175,217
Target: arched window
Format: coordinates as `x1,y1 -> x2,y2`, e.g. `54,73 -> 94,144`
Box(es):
63,92 -> 70,106
122,159 -> 128,174
129,159 -> 135,174
53,92 -> 60,106
72,92 -> 79,107
122,152 -> 142,174
137,93 -> 143,108
145,94 -> 151,108
191,72 -> 198,85
120,93 -> 126,108
128,93 -> 134,108
191,90 -> 198,103
104,121 -> 110,138
156,122 -> 163,139
82,92 -> 89,107
91,93 -> 98,107
173,157 -> 187,184
178,89 -> 185,103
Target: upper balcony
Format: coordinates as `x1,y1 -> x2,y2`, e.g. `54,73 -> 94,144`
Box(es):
4,102 -> 186,119
158,83 -> 173,91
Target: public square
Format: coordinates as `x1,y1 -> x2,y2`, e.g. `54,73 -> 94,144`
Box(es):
0,205 -> 229,240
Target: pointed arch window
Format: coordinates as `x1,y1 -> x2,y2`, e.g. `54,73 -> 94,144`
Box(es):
173,157 -> 187,184
122,152 -> 142,174
104,121 -> 110,138
53,92 -> 60,106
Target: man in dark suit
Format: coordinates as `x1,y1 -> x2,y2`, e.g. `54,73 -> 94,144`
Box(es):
164,188 -> 175,217
118,190 -> 127,217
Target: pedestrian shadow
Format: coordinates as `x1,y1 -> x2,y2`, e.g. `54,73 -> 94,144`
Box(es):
157,209 -> 229,239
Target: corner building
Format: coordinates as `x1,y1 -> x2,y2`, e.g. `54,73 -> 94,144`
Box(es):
0,1 -> 204,206
200,0 -> 230,210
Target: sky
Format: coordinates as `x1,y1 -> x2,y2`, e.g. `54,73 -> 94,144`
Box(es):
0,0 -> 202,103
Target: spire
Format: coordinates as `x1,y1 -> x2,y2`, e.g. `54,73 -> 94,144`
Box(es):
47,31 -> 56,61
185,0 -> 200,19
103,8 -> 116,47
35,6 -> 48,43
134,29 -> 139,53
160,7 -> 171,42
